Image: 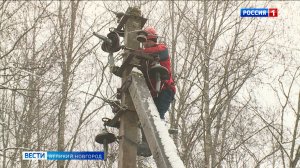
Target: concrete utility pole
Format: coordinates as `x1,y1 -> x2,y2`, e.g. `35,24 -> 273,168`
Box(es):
129,73 -> 186,168
115,6 -> 185,168
118,7 -> 142,168
94,5 -> 184,168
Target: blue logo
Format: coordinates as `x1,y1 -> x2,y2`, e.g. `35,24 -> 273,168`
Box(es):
241,8 -> 268,17
23,152 -> 47,160
23,151 -> 104,160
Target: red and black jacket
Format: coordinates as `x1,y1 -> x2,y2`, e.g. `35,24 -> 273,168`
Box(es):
143,43 -> 176,96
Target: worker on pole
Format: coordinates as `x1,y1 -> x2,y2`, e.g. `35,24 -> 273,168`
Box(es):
142,26 -> 176,120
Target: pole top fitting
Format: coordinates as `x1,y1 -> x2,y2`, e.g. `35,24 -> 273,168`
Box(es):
125,7 -> 141,16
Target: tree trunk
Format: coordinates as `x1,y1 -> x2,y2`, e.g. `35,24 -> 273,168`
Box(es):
57,1 -> 78,168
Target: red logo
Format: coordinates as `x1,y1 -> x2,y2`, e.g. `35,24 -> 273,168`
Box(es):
269,8 -> 278,17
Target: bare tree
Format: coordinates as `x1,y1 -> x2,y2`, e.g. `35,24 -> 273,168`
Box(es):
153,1 -> 276,167
2,1 -> 297,168
257,65 -> 300,168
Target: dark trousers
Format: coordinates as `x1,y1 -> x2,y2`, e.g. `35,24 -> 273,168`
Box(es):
153,88 -> 175,119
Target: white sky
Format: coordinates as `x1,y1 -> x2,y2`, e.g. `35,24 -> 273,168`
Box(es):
3,1 -> 300,167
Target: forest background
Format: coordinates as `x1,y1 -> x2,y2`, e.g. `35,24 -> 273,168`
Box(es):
1,1 -> 300,168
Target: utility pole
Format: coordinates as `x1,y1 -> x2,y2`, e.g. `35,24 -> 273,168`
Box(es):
94,6 -> 185,168
118,7 -> 143,168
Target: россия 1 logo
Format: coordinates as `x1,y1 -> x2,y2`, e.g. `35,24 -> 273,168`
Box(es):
241,8 -> 278,17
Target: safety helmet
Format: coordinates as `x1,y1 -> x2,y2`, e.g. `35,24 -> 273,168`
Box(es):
144,26 -> 157,40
